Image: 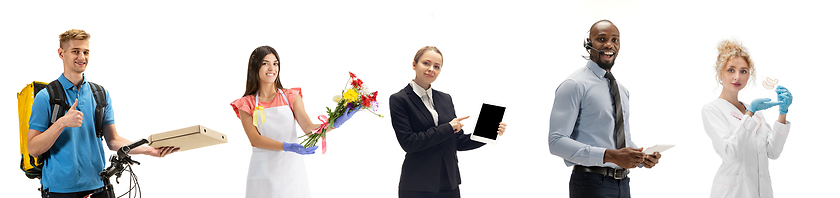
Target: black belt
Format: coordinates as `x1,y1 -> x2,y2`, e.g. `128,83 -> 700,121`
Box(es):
573,165 -> 629,179
41,185 -> 109,197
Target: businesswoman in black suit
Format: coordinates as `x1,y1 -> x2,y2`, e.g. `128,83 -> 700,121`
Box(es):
390,46 -> 507,198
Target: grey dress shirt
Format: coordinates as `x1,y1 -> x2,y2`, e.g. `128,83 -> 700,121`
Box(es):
548,60 -> 637,169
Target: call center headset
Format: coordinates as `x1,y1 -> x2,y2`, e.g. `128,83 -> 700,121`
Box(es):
582,38 -> 605,60
583,38 -> 605,55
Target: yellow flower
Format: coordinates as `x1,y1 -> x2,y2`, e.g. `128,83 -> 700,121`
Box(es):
332,95 -> 342,103
342,88 -> 359,102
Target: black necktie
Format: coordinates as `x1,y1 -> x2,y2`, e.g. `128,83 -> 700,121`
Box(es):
604,72 -> 626,149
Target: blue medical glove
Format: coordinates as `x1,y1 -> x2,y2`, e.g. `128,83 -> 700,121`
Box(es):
283,142 -> 318,155
776,85 -> 792,114
747,98 -> 782,113
333,107 -> 360,128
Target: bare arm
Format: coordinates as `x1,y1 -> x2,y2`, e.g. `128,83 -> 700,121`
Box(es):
777,113 -> 786,124
27,128 -> 65,157
290,94 -> 333,134
102,124 -> 177,157
27,99 -> 81,156
239,109 -> 287,151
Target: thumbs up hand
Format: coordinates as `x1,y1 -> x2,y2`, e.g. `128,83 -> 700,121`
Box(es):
59,99 -> 84,128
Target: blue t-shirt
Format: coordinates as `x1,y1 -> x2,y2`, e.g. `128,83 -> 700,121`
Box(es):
29,74 -> 115,193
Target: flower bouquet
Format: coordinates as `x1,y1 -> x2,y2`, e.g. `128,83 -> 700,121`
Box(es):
300,72 -> 383,153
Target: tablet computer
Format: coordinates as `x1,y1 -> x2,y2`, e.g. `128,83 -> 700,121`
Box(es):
148,125 -> 228,152
469,102 -> 506,145
642,144 -> 675,155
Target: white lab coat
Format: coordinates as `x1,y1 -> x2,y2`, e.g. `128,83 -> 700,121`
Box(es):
701,99 -> 791,198
246,90 -> 311,198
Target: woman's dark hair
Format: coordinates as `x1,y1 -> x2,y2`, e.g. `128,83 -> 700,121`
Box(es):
243,46 -> 284,97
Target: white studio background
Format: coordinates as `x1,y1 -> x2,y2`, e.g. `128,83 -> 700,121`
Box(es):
1,0 -> 836,197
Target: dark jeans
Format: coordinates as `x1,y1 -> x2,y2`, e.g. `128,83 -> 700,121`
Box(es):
398,187 -> 460,198
41,186 -> 109,198
569,170 -> 631,198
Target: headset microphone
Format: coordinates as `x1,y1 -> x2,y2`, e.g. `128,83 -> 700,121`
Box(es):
583,40 -> 606,55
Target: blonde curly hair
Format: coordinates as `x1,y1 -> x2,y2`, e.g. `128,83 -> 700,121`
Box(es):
714,39 -> 755,85
59,29 -> 90,49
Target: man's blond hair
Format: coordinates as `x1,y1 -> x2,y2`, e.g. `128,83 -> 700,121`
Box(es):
59,29 -> 90,49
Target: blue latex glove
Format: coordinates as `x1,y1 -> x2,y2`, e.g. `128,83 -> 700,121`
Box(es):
747,98 -> 782,113
333,106 -> 360,128
283,142 -> 318,155
776,85 -> 792,114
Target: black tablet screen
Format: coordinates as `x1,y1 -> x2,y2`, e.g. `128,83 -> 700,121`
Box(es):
473,103 -> 505,140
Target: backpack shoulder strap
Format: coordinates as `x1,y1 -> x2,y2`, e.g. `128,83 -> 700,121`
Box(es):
46,80 -> 68,126
88,82 -> 107,139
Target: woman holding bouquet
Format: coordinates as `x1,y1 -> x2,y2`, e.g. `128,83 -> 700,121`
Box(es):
390,46 -> 507,198
230,46 -> 332,198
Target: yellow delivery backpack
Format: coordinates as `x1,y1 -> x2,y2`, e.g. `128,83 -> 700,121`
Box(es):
18,81 -> 48,179
18,80 -> 108,179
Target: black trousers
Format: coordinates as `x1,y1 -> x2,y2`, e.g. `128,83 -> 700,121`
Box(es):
398,187 -> 460,198
569,170 -> 631,198
399,162 -> 461,198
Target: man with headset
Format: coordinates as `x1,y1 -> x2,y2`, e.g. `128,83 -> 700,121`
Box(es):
27,29 -> 178,198
548,20 -> 663,198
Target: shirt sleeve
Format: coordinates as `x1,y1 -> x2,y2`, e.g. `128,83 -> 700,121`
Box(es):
622,85 -> 637,150
547,79 -> 607,166
28,89 -> 51,132
624,87 -> 640,169
283,87 -> 302,112
390,94 -> 457,153
701,104 -> 758,161
102,89 -> 115,125
230,95 -> 255,119
456,133 -> 486,151
763,114 -> 791,160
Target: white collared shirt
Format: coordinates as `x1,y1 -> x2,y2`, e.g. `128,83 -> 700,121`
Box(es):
409,80 -> 438,125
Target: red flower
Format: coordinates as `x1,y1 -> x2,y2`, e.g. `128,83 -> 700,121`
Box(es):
361,95 -> 373,107
351,78 -> 364,88
371,91 -> 378,102
349,72 -> 357,78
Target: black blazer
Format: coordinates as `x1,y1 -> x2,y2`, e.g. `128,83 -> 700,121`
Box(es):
390,84 -> 485,192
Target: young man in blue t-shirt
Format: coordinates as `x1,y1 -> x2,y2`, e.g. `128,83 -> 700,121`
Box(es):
27,29 -> 178,198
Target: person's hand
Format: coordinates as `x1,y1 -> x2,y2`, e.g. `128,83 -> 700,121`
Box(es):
283,142 -> 318,155
746,98 -> 781,113
306,125 -> 334,136
333,107 -> 360,128
642,152 -> 661,168
605,147 -> 645,169
146,146 -> 179,157
497,123 -> 507,136
59,99 -> 83,128
449,116 -> 470,133
776,85 -> 792,114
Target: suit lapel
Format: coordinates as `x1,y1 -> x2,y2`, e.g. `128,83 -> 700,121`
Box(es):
432,90 -> 449,126
404,85 -> 436,126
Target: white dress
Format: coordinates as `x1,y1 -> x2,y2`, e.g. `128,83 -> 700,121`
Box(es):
245,90 -> 311,198
701,98 -> 791,198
